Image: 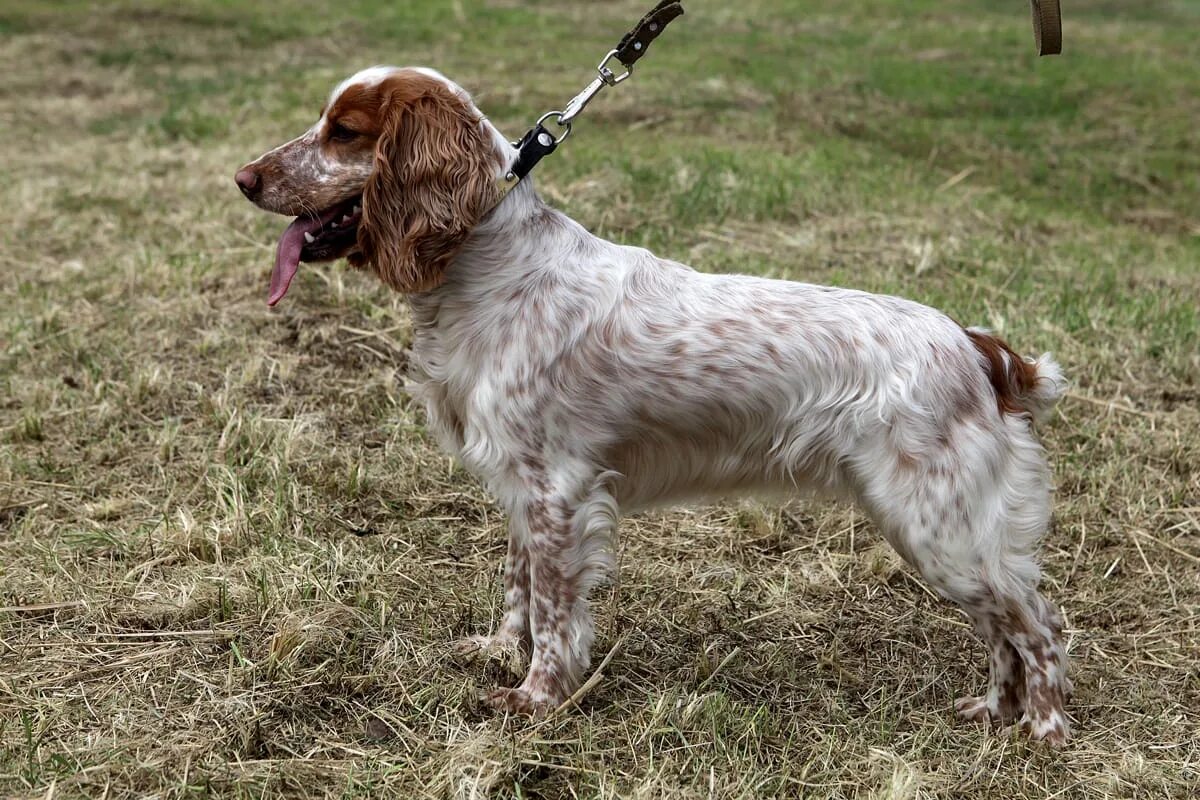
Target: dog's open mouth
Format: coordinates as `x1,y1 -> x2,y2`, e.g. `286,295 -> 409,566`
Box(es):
269,195 -> 362,306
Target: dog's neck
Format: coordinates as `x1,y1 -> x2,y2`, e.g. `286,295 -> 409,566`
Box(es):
414,178 -> 596,305
403,175 -> 616,379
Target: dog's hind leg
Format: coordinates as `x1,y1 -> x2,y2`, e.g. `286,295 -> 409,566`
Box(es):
852,420 -> 1070,745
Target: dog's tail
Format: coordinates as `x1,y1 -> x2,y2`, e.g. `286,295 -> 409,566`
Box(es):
965,328 -> 1065,423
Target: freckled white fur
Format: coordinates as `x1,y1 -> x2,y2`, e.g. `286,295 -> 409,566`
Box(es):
278,67 -> 1074,742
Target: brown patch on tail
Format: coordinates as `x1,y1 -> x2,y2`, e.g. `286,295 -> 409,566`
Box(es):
965,329 -> 1040,416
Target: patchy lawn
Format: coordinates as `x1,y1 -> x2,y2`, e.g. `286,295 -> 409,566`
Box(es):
1,1 -> 1198,797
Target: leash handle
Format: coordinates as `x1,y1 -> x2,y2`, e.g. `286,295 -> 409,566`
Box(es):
1030,0 -> 1062,55
615,0 -> 686,68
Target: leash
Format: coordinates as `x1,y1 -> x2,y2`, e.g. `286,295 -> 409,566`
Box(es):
1030,0 -> 1062,55
492,0 -> 1056,203
494,0 -> 685,201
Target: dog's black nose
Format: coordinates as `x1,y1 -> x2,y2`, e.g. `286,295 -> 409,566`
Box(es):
235,168 -> 260,199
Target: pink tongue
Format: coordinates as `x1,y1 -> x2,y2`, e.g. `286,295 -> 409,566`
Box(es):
268,216 -> 315,307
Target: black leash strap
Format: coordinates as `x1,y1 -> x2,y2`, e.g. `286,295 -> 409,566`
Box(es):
497,1 -> 685,198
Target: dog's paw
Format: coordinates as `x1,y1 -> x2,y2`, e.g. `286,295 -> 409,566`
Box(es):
955,686 -> 1022,729
955,695 -> 997,725
955,694 -> 1022,726
1019,710 -> 1071,748
452,633 -> 526,672
482,686 -> 559,718
452,634 -> 497,659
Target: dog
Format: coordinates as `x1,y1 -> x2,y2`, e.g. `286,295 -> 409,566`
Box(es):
235,66 -> 1071,744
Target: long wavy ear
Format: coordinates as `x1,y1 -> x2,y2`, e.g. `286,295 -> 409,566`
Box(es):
351,83 -> 498,293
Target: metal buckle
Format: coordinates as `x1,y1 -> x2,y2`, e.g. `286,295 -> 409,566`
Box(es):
535,111 -> 572,144
559,77 -> 604,126
507,46 -> 636,177
558,49 -> 635,126
597,49 -> 633,85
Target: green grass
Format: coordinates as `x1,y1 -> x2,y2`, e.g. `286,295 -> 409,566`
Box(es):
1,1 -> 1198,798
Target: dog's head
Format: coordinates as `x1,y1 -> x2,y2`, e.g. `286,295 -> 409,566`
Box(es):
235,67 -> 502,304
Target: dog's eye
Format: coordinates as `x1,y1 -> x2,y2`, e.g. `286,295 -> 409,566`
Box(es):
328,123 -> 359,143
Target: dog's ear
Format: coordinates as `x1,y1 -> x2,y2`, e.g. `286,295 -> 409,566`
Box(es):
351,84 -> 498,293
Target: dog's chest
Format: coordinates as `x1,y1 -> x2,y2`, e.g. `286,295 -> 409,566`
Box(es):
404,321 -> 468,456
404,311 -> 520,475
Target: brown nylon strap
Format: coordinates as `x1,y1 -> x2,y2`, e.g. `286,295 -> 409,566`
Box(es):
614,1 -> 685,67
1031,0 -> 1062,56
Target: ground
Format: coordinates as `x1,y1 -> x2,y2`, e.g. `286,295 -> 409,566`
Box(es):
1,0 -> 1199,797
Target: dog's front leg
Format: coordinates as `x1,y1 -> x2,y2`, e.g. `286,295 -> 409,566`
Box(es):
484,477 -> 616,717
455,522 -> 531,668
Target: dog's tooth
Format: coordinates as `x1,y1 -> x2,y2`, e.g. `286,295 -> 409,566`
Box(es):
341,214 -> 352,223
331,220 -> 338,227
304,232 -> 315,244
352,205 -> 361,215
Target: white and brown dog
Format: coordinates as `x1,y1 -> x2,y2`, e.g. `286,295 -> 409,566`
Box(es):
236,66 -> 1072,744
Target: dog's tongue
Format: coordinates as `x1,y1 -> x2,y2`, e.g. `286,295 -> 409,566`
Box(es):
269,215 -> 319,306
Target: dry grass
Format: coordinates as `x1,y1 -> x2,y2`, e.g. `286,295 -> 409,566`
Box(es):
2,1 -> 1199,797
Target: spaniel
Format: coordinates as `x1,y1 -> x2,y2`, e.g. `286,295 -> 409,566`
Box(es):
236,66 -> 1072,745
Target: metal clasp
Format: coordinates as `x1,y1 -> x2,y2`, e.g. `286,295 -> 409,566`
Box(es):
597,49 -> 633,86
558,49 -> 635,126
535,110 -> 572,144
558,77 -> 604,126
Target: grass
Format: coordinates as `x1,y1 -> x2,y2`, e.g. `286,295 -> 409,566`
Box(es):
1,0 -> 1198,797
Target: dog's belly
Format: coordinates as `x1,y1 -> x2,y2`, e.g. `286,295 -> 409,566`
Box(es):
603,406 -> 851,511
